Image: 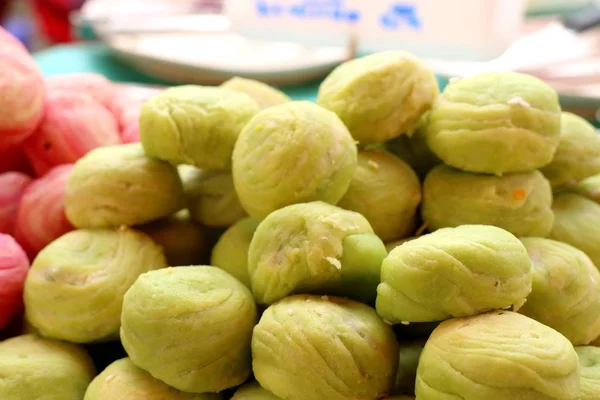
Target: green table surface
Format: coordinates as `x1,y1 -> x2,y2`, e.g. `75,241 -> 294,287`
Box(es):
33,42 -> 322,101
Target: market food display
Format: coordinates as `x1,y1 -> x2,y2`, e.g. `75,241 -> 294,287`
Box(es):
2,24 -> 600,399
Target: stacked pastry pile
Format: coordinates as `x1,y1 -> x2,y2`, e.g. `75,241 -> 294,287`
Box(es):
1,26 -> 600,400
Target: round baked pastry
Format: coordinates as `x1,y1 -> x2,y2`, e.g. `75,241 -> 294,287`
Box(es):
519,238 -> 600,345
0,27 -> 45,145
248,201 -> 387,305
183,167 -> 247,227
416,311 -> 580,399
576,346 -> 600,400
221,77 -> 291,109
211,217 -> 260,288
23,90 -> 121,176
252,295 -> 399,400
0,234 -> 29,329
24,227 -> 167,343
14,164 -> 74,257
84,358 -> 222,400
0,334 -> 96,400
232,101 -> 357,218
422,165 -> 554,237
376,225 -> 532,323
140,85 -> 260,170
0,172 -> 31,234
317,51 -> 438,145
120,266 -> 257,393
45,72 -> 119,112
65,143 -> 185,229
337,150 -> 421,242
540,112 -> 600,187
550,192 -> 600,268
426,72 -> 562,175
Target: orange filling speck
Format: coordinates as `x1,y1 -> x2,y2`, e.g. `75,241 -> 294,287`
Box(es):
513,189 -> 526,200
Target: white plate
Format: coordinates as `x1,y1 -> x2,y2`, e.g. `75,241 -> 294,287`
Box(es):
96,14 -> 350,87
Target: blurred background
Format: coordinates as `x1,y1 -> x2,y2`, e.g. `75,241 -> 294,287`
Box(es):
2,0 -> 600,122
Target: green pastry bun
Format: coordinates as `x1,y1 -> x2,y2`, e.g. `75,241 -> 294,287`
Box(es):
182,167 -> 247,227
426,72 -> 561,175
376,225 -> 532,323
120,266 -> 257,393
317,51 -> 439,145
232,101 -> 357,218
84,358 -> 222,400
550,192 -> 600,268
337,150 -> 421,242
422,165 -> 554,237
248,201 -> 386,305
139,210 -> 207,267
24,227 -> 167,343
415,311 -> 580,400
0,334 -> 96,400
519,238 -> 600,345
65,143 -> 184,229
252,295 -> 399,400
211,217 -> 260,289
541,112 -> 600,188
576,346 -> 600,400
140,85 -> 260,170
231,381 -> 281,400
221,77 -> 291,109
386,112 -> 441,180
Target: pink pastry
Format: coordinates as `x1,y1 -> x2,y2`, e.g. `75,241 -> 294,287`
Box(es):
14,164 -> 74,258
121,120 -> 140,143
45,72 -> 118,113
0,172 -> 32,235
0,142 -> 34,175
111,85 -> 162,138
23,91 -> 121,176
111,96 -> 142,132
0,234 -> 29,329
0,27 -> 46,146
